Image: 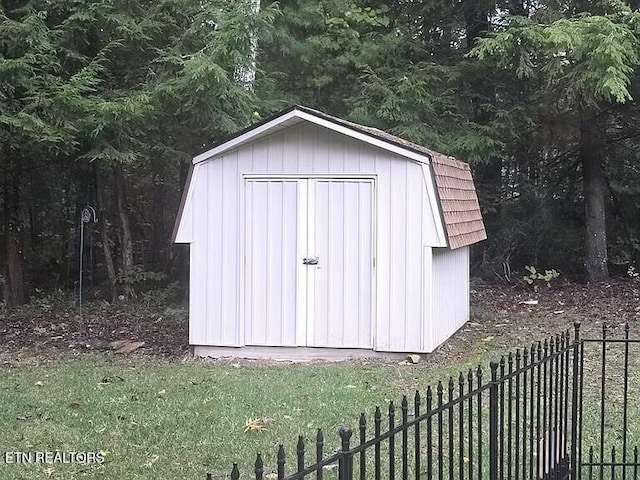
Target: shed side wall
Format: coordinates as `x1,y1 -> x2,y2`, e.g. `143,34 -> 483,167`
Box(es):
189,163 -> 208,344
190,122 -> 441,352
429,246 -> 470,351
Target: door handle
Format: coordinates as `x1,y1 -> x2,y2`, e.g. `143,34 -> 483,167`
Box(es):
303,257 -> 319,265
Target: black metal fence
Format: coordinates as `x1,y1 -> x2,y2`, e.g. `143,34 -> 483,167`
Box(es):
212,322 -> 640,480
578,323 -> 640,480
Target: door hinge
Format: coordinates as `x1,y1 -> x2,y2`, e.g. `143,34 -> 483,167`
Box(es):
373,257 -> 376,268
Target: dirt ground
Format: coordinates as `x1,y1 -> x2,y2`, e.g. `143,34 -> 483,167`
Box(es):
1,278 -> 639,365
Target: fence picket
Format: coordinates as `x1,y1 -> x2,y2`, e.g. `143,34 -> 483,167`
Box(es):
477,367 -> 483,480
277,445 -> 285,480
402,396 -> 408,480
297,436 -> 305,473
489,361 -> 499,480
338,427 -> 353,480
374,407 -> 381,480
316,429 -> 323,480
507,353 -> 513,480
359,413 -> 366,480
255,453 -> 264,480
623,323 -> 630,480
414,391 -> 421,480
437,381 -> 444,480
389,401 -> 395,480
217,322 -> 640,480
427,386 -> 433,480
448,378 -> 454,479
459,373 -> 465,480
467,370 -> 473,480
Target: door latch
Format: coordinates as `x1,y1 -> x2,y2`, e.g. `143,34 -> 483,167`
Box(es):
303,257 -> 319,265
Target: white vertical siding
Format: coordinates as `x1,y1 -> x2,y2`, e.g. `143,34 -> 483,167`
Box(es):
311,180 -> 373,348
187,122 -> 445,352
221,152 -> 240,344
373,153 -> 391,351
244,180 -> 298,346
429,247 -> 470,351
404,160 -> 424,351
188,164 -> 208,344
421,246 -> 433,351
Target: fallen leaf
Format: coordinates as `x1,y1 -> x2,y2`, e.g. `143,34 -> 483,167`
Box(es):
69,402 -> 81,409
115,341 -> 145,355
100,375 -> 124,384
108,340 -> 129,350
243,417 -> 274,433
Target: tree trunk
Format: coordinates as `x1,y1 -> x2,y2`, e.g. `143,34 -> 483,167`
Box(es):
580,116 -> 609,282
95,165 -> 117,301
508,0 -> 528,16
463,0 -> 501,233
151,157 -> 166,271
3,155 -> 26,306
462,0 -> 492,48
114,164 -> 135,297
6,231 -> 25,305
234,0 -> 260,88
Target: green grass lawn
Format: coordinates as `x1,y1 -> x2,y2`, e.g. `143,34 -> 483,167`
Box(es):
2,344 -> 640,479
2,282 -> 640,480
0,353 -> 488,480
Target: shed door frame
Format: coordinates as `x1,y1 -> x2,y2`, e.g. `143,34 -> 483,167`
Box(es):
240,174 -> 377,348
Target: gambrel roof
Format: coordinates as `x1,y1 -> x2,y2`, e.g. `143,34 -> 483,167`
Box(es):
430,153 -> 487,249
175,105 -> 486,249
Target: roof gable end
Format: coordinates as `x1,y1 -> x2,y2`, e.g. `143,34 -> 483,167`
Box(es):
193,106 -> 433,165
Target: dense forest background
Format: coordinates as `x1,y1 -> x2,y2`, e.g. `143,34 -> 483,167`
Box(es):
2,0 -> 640,306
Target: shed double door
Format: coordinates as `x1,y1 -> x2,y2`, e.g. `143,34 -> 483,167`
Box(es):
244,178 -> 374,348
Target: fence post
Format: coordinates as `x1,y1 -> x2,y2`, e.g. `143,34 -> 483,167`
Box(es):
570,321 -> 581,480
255,453 -> 264,480
338,427 -> 353,480
489,361 -> 499,480
277,445 -> 286,480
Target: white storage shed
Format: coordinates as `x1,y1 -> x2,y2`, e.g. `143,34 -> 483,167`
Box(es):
173,106 -> 486,360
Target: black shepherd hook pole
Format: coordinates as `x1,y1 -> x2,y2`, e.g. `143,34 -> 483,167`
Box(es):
79,205 -> 97,316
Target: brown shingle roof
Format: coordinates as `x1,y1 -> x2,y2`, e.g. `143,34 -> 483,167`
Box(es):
429,153 -> 487,249
296,106 -> 444,159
